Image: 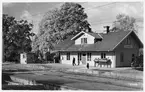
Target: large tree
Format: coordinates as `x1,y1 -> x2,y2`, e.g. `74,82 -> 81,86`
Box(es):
32,2 -> 91,54
112,14 -> 137,32
3,14 -> 35,62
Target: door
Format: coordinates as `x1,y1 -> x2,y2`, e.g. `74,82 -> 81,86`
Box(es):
78,53 -> 81,65
82,53 -> 86,65
120,52 -> 124,66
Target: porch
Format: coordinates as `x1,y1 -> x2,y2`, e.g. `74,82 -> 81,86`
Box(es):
60,51 -> 116,68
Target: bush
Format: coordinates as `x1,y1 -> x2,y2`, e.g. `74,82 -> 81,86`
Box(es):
131,54 -> 143,68
46,52 -> 55,62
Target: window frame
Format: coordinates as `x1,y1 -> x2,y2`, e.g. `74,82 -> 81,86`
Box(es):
81,38 -> 83,44
23,54 -> 26,58
126,36 -> 131,45
66,53 -> 70,60
78,53 -> 82,61
87,53 -> 91,61
81,38 -> 87,44
61,56 -> 63,60
101,53 -> 106,59
84,38 -> 87,43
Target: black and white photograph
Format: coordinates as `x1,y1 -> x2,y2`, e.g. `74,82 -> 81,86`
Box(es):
2,0 -> 144,90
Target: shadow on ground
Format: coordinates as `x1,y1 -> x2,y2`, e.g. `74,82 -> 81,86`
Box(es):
2,73 -> 14,84
2,69 -> 30,72
134,67 -> 143,71
2,85 -> 46,90
91,69 -> 113,72
36,78 -> 80,90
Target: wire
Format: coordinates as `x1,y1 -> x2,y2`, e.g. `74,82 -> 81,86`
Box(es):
30,2 -> 117,17
85,2 -> 116,11
30,2 -> 142,22
29,2 -> 143,28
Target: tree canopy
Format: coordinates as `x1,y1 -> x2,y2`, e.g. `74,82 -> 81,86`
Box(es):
112,14 -> 137,32
32,2 -> 91,53
3,14 -> 35,62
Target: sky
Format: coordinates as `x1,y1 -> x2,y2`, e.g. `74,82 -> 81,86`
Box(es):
2,2 -> 144,42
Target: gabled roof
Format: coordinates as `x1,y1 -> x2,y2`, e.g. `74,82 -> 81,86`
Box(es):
71,31 -> 85,40
71,31 -> 102,40
55,30 -> 143,52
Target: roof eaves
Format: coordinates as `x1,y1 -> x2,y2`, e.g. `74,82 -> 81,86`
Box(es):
111,31 -> 132,51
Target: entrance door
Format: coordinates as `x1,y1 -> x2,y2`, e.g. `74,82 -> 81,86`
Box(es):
120,52 -> 124,66
120,52 -> 124,62
82,53 -> 86,65
78,53 -> 81,65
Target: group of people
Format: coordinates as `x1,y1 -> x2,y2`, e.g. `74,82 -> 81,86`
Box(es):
72,57 -> 89,69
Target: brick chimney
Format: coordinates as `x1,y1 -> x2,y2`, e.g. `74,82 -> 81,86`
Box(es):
85,27 -> 92,32
103,26 -> 110,34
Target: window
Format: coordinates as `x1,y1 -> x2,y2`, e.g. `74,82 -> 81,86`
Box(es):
126,36 -> 131,45
61,56 -> 63,60
78,53 -> 82,61
84,38 -> 87,43
101,53 -> 106,59
132,54 -> 135,61
87,53 -> 91,61
81,38 -> 83,44
81,38 -> 87,44
23,54 -> 26,58
66,53 -> 70,60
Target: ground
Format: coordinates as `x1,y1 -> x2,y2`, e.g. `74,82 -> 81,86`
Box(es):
2,63 -> 143,90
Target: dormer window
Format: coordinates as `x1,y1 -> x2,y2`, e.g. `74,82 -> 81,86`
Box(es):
72,31 -> 102,45
81,38 -> 87,44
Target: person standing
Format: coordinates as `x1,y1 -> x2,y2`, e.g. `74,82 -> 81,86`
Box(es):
72,57 -> 76,66
86,63 -> 89,69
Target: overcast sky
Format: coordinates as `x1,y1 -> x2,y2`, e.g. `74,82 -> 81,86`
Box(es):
3,2 -> 143,42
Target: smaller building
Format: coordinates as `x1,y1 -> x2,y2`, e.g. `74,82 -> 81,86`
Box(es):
20,52 -> 36,64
